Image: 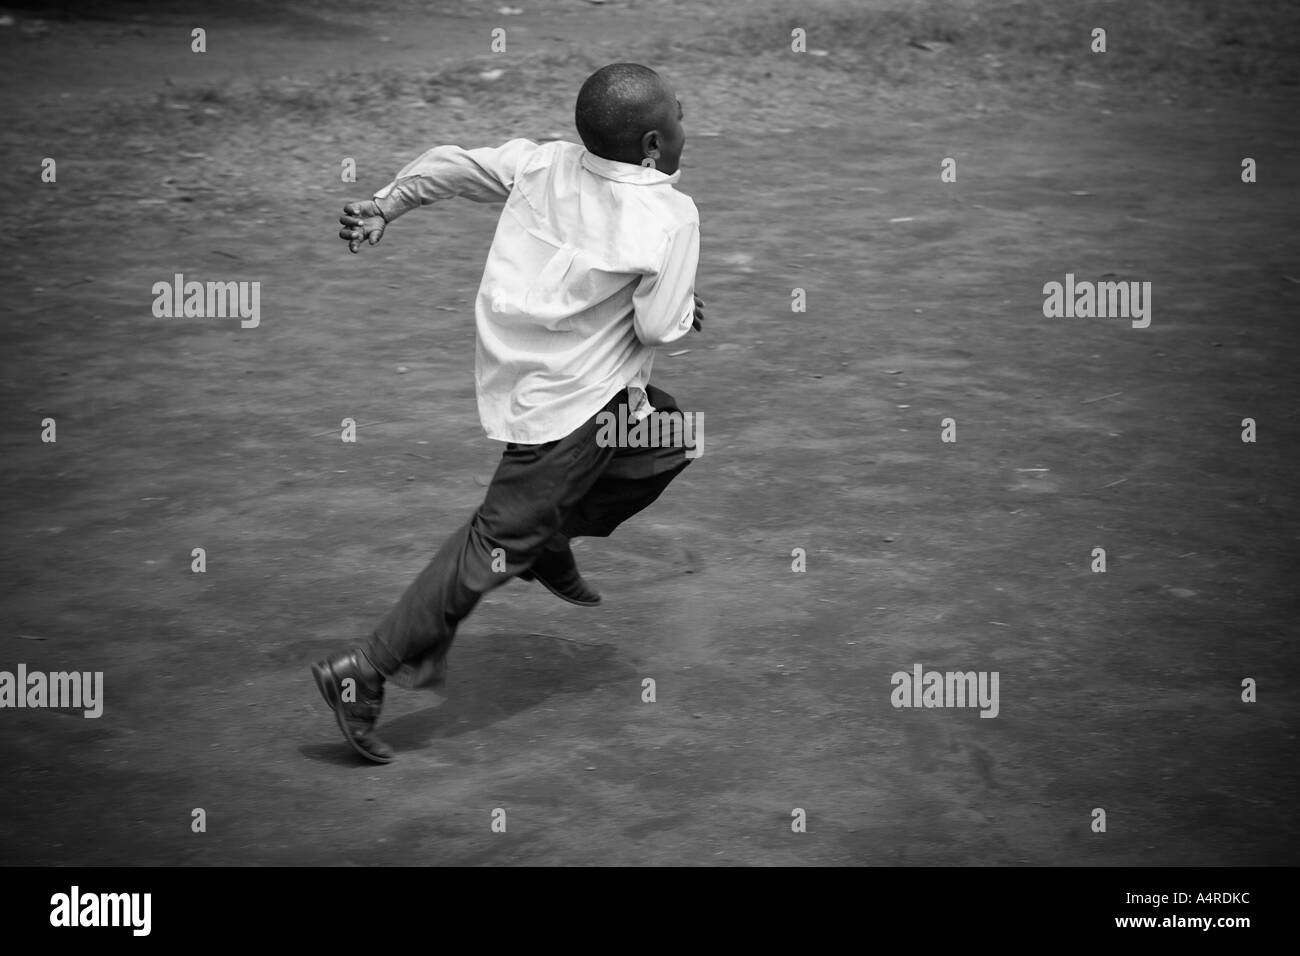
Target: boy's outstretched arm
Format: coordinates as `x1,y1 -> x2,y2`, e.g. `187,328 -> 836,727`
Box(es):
337,138 -> 540,254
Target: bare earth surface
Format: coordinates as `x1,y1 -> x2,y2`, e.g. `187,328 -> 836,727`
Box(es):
0,0 -> 1297,865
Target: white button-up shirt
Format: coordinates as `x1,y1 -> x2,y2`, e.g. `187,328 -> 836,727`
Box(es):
373,138 -> 699,444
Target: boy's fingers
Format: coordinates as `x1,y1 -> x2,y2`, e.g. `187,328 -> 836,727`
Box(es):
349,239 -> 362,253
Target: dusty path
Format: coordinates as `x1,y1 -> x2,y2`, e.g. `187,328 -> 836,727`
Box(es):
1,1 -> 1297,865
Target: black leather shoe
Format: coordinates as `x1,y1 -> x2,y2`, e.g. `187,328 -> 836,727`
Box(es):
519,546 -> 602,606
311,650 -> 394,763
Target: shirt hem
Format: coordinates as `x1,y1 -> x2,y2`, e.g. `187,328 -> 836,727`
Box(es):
480,375 -> 649,446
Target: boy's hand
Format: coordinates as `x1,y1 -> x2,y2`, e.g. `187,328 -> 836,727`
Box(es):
692,293 -> 704,332
339,200 -> 387,253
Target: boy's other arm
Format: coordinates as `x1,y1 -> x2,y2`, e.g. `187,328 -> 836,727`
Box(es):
338,138 -> 538,254
631,219 -> 701,346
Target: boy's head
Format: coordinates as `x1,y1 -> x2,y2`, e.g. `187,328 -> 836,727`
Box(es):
575,63 -> 685,175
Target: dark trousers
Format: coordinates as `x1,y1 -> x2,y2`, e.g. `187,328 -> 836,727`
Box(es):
360,385 -> 693,689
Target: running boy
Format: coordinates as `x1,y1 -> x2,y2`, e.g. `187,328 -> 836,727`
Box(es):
312,63 -> 703,762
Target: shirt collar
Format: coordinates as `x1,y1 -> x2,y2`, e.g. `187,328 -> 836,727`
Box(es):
580,149 -> 681,185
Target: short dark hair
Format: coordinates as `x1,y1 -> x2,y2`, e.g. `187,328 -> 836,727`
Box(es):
575,63 -> 670,161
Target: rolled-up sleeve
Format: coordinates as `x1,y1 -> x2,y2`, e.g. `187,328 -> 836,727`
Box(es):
631,218 -> 699,347
373,138 -> 540,221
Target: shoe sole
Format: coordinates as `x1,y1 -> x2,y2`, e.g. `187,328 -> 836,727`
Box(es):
533,575 -> 601,607
311,659 -> 394,764
519,569 -> 602,607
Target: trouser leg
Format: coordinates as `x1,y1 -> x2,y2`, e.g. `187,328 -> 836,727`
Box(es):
359,391 -> 625,688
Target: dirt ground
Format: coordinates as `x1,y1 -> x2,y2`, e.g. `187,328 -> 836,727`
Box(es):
0,0 -> 1297,866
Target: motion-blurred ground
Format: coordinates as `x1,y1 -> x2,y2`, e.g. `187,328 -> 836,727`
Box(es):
1,0 -> 1297,865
